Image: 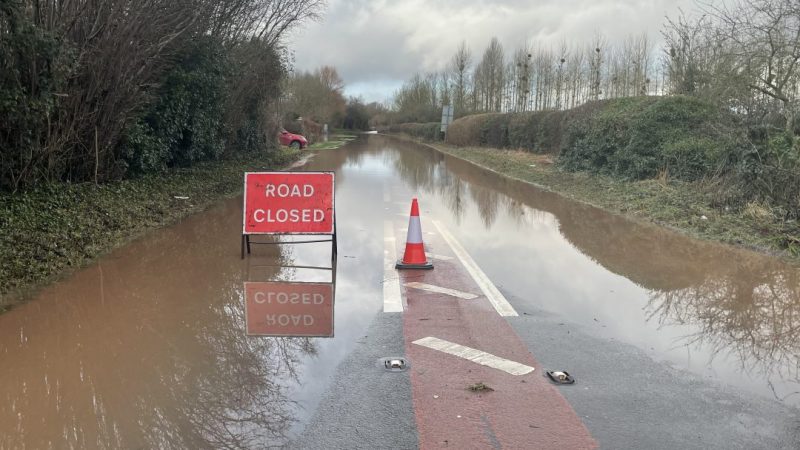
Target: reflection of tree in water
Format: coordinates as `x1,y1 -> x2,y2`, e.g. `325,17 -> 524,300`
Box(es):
0,198 -> 318,449
425,167 -> 468,224
383,137 -> 800,399
391,140 -> 440,194
467,184 -> 500,228
154,297 -> 316,449
645,258 -> 800,397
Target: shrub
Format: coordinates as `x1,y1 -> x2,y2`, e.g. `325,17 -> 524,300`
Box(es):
479,114 -> 511,148
445,114 -> 489,146
507,111 -> 564,152
120,38 -> 228,174
382,122 -> 442,141
0,3 -> 73,190
559,96 -> 736,181
733,132 -> 800,219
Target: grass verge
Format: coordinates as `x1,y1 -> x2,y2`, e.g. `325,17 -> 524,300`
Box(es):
308,131 -> 359,150
389,134 -> 800,263
0,148 -> 303,311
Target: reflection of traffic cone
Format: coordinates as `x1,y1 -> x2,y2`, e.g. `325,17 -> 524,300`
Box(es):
396,198 -> 434,270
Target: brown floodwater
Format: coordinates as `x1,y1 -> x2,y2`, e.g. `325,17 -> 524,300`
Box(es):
2,134 -> 799,448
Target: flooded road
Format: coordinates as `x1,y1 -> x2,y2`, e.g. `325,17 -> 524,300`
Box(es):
1,135 -> 799,448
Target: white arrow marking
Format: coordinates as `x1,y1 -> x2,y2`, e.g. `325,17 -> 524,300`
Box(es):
404,282 -> 478,300
413,337 -> 534,376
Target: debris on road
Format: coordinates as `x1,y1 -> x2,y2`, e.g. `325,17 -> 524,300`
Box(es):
467,382 -> 494,392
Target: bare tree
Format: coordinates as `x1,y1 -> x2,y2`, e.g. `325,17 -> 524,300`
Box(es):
706,0 -> 800,133
450,41 -> 473,116
477,37 -> 505,111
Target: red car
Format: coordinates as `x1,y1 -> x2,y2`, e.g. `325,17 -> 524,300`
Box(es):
279,129 -> 308,149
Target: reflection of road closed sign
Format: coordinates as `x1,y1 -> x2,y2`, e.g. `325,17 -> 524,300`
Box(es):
243,172 -> 334,235
244,282 -> 334,337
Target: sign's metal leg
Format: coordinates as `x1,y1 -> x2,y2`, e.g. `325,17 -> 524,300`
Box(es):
241,235 -> 246,259
246,235 -> 251,255
333,210 -> 338,255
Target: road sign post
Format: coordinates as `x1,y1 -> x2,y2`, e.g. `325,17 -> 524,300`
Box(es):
241,171 -> 336,261
440,104 -> 454,140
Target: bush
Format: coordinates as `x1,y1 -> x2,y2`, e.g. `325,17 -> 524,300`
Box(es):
120,38 -> 228,174
478,114 -> 511,148
391,96 -> 799,218
0,3 -> 73,190
382,122 -> 442,141
446,106 -> 594,154
559,96 -> 737,181
507,111 -> 562,152
444,114 -> 488,146
733,132 -> 800,219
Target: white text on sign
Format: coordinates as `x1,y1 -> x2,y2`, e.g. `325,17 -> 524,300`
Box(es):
254,291 -> 326,305
265,184 -> 314,198
252,209 -> 325,223
266,315 -> 316,326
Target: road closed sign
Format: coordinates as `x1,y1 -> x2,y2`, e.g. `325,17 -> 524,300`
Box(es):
243,172 -> 335,235
245,282 -> 334,337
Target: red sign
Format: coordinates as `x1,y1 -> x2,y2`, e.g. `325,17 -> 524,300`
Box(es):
243,172 -> 335,235
244,282 -> 334,337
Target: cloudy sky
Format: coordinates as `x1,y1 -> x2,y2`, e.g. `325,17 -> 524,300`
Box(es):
288,0 -> 698,104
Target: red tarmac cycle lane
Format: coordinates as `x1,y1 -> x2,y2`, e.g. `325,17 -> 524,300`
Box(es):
398,220 -> 597,449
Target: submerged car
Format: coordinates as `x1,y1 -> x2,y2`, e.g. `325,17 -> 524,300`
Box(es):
279,129 -> 308,149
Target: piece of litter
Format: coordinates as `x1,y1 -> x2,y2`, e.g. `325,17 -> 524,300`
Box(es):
457,415 -> 462,419
467,382 -> 494,392
433,395 -> 439,399
701,215 -> 708,220
174,196 -> 189,200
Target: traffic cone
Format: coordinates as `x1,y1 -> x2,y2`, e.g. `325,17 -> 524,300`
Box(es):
396,198 -> 433,270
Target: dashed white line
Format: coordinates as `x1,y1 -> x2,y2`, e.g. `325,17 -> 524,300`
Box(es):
383,221 -> 403,313
404,282 -> 478,300
431,220 -> 519,317
413,337 -> 534,375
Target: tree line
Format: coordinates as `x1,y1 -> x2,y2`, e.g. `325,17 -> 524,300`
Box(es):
388,0 -> 800,138
0,0 -> 325,192
281,65 -> 387,132
390,33 -> 657,124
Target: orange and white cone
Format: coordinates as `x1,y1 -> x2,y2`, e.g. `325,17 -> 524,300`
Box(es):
396,198 -> 433,270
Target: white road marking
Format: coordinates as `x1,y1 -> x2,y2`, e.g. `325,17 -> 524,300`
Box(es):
431,220 -> 519,317
413,337 -> 534,376
383,221 -> 403,313
425,252 -> 454,261
404,282 -> 478,300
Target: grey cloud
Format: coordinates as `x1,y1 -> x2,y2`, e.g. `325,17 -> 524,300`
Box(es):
288,0 -> 697,102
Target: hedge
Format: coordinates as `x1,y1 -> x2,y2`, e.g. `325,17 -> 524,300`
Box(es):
442,97 -> 743,182
381,122 -> 442,141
